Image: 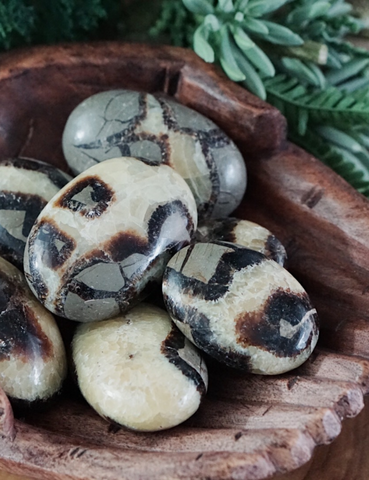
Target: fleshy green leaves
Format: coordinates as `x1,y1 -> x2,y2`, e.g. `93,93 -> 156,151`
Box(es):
261,21 -> 303,46
163,0 -> 369,199
182,0 -> 214,15
218,0 -> 234,13
244,0 -> 290,17
286,2 -> 331,28
219,26 -> 246,81
231,24 -> 254,50
242,16 -> 269,34
194,24 -> 215,62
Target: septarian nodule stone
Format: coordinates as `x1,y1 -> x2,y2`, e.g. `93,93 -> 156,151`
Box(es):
24,157 -> 197,322
196,218 -> 287,266
0,256 -> 67,402
72,303 -> 208,431
0,157 -> 72,270
62,89 -> 247,220
162,242 -> 319,375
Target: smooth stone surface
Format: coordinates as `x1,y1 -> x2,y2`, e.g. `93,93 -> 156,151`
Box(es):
163,242 -> 319,375
62,89 -> 247,220
0,157 -> 72,270
0,256 -> 67,402
24,157 -> 197,322
72,303 -> 208,432
196,218 -> 287,266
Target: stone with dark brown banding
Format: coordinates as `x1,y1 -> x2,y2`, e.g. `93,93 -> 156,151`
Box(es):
24,157 -> 197,322
72,303 -> 208,431
0,157 -> 72,270
0,256 -> 67,402
196,218 -> 287,266
162,242 -> 319,375
62,89 -> 247,220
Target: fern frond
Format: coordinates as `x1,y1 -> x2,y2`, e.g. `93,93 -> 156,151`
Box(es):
290,128 -> 369,196
265,74 -> 369,129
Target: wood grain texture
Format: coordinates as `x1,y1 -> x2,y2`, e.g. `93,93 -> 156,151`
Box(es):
0,42 -> 368,480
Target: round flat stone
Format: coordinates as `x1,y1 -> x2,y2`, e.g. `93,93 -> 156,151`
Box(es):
72,303 -> 208,431
163,242 -> 319,375
0,256 -> 67,402
24,157 -> 197,322
0,157 -> 72,269
62,89 -> 247,220
196,218 -> 287,266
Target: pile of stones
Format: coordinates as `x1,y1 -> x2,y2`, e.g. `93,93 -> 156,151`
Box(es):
0,90 -> 319,431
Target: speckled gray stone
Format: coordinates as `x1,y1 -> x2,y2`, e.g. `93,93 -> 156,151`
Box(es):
62,89 -> 247,220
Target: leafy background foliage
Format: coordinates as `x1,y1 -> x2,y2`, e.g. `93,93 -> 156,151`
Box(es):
152,0 -> 369,197
0,0 -> 121,48
1,0 -> 369,198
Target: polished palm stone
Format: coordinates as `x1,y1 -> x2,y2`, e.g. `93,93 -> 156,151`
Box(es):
0,157 -> 72,269
196,218 -> 287,266
62,89 -> 247,220
72,303 -> 208,431
163,242 -> 319,375
0,256 -> 67,402
24,157 -> 197,322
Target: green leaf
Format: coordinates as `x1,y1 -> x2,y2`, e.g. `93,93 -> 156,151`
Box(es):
232,45 -> 266,99
204,14 -> 220,31
326,51 -> 342,69
298,108 -> 309,136
245,0 -> 289,18
193,24 -> 215,62
219,25 -> 246,81
326,58 -> 369,86
218,0 -> 234,13
235,0 -> 249,10
230,24 -> 254,51
289,128 -> 369,197
338,77 -> 369,94
286,2 -> 331,27
244,43 -> 275,77
265,74 -> 369,127
307,62 -> 326,89
326,2 -> 352,18
242,16 -> 268,35
182,0 -> 214,15
261,21 -> 304,46
316,125 -> 367,154
280,58 -> 320,87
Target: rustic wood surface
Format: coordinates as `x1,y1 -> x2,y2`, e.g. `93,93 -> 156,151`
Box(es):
2,397 -> 369,480
0,42 -> 368,479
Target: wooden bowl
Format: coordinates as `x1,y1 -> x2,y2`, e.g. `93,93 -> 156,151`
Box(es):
0,42 -> 369,480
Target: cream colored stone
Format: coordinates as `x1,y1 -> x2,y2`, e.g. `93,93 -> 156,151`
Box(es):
72,304 -> 208,431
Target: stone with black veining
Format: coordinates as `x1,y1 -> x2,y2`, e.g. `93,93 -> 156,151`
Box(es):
196,218 -> 287,266
24,157 -> 197,322
62,89 -> 247,220
0,256 -> 67,402
72,303 -> 208,431
162,242 -> 319,375
0,157 -> 72,270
